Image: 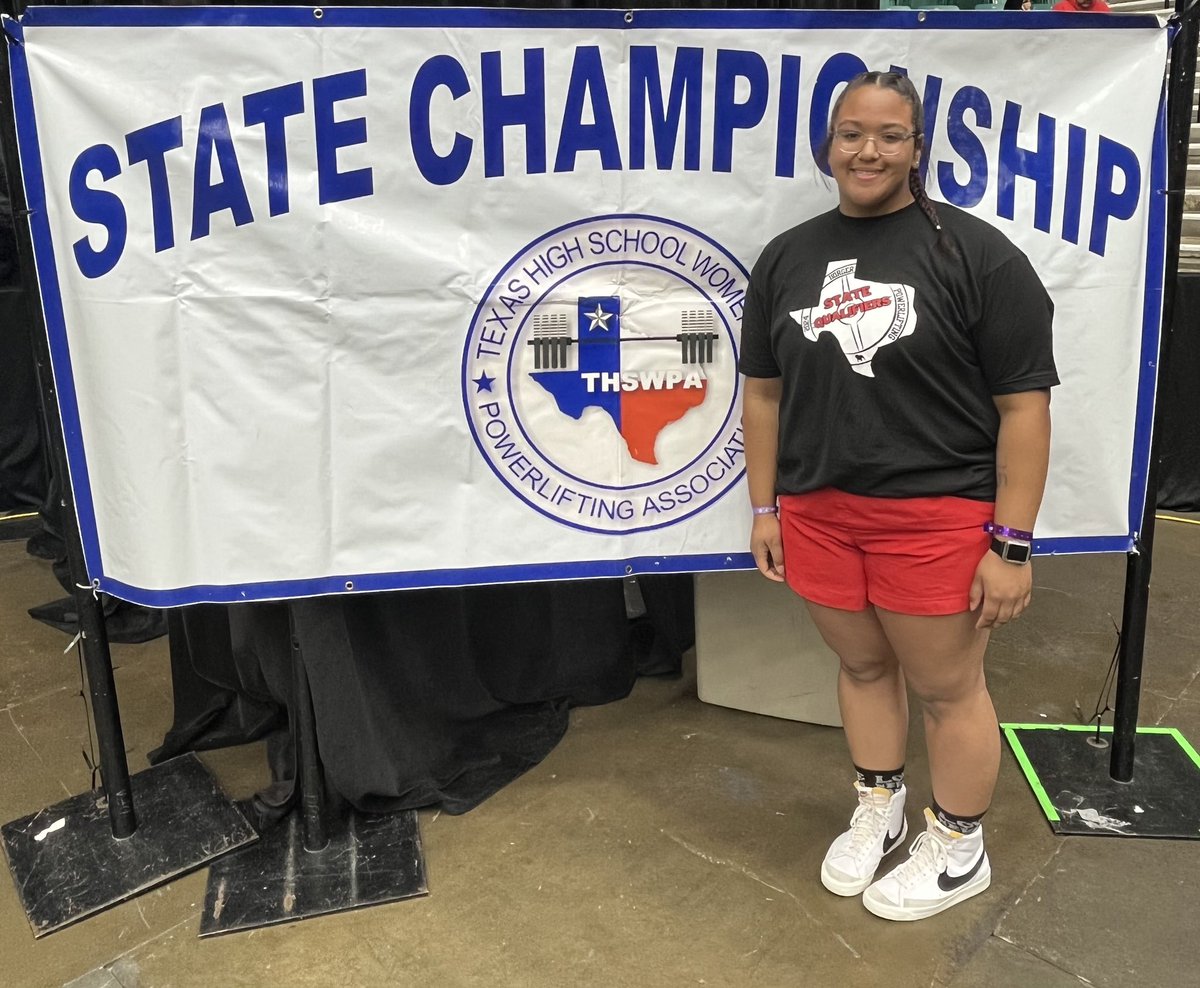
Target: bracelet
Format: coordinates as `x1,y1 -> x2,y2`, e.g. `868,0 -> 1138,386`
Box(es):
752,505 -> 778,516
984,521 -> 1033,542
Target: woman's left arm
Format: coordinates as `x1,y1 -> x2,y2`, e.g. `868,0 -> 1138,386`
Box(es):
971,389 -> 1052,630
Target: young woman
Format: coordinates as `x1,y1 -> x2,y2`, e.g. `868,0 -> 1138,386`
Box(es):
739,71 -> 1056,921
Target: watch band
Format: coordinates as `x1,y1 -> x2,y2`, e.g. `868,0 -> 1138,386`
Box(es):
984,521 -> 1034,542
752,505 -> 778,516
990,537 -> 1032,565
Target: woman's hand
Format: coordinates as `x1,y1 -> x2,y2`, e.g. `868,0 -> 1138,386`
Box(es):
969,551 -> 1032,629
751,514 -> 786,582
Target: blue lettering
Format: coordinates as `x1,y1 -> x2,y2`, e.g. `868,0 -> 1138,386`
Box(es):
313,69 -> 374,205
482,49 -> 546,179
1062,124 -> 1086,245
713,49 -> 768,173
69,144 -> 126,279
125,116 -> 183,253
1090,136 -> 1140,257
191,103 -> 253,241
243,81 -> 305,217
410,55 -> 473,186
628,45 -> 702,171
998,102 -> 1055,234
937,86 -> 991,208
775,54 -> 802,178
555,46 -> 621,172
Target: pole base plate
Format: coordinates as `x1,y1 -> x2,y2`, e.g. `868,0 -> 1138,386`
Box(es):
199,806 -> 427,936
1,753 -> 257,936
1002,724 -> 1200,838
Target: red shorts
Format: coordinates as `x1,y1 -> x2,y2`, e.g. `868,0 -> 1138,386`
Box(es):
777,489 -> 994,616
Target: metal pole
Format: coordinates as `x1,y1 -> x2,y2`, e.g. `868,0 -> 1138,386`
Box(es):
1110,0 -> 1199,782
1,27 -> 136,835
289,609 -> 329,853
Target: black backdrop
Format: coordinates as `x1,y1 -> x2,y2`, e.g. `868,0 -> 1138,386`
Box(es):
2,1 -> 1198,818
1156,276 -> 1200,510
0,121 -> 44,516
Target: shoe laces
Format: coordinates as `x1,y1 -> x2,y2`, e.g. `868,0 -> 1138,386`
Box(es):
891,830 -> 949,889
843,796 -> 890,859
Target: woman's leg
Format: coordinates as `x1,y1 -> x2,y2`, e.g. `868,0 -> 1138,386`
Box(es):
873,608 -> 996,817
804,601 -> 907,772
805,601 -> 911,896
859,608 -> 997,920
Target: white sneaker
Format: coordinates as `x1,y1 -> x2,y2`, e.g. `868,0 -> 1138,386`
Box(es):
820,784 -> 908,896
862,808 -> 991,921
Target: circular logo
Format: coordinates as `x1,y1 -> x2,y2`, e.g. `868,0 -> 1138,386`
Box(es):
462,214 -> 746,534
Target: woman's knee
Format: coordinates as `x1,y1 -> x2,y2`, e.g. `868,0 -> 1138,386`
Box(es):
910,668 -> 989,714
838,651 -> 900,684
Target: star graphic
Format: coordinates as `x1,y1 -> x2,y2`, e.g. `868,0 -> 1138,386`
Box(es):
586,304 -> 613,333
473,372 -> 495,393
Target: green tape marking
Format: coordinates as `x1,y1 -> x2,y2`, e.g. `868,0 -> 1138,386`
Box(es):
1168,729 -> 1200,770
1003,727 -> 1060,822
1000,723 -> 1106,732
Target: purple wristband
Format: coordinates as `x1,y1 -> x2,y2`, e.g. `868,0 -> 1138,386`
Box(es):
752,505 -> 778,516
984,521 -> 1033,542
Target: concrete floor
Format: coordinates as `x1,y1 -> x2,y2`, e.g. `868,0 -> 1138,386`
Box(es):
1,524 -> 1198,988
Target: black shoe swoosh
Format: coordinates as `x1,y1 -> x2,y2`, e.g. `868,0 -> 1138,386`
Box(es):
937,852 -> 984,892
883,828 -> 904,853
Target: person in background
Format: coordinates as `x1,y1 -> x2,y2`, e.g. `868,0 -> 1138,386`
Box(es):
1003,0 -> 1033,10
739,71 -> 1057,921
1052,0 -> 1111,11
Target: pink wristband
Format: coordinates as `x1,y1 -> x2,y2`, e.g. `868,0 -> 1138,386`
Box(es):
752,505 -> 778,516
984,521 -> 1033,541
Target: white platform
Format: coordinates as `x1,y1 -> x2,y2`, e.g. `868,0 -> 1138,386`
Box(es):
694,571 -> 842,727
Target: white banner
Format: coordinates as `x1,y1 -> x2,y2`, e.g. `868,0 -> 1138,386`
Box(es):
7,7 -> 1168,605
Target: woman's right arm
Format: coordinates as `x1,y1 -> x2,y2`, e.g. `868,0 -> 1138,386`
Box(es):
742,375 -> 785,582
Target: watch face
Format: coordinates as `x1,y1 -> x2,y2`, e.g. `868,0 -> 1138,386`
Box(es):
1008,543 -> 1032,563
992,537 -> 1031,564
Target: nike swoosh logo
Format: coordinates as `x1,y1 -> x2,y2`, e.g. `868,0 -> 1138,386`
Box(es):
937,852 -> 984,892
884,829 -> 904,853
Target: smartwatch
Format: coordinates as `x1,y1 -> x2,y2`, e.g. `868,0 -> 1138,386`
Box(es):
990,537 -> 1032,566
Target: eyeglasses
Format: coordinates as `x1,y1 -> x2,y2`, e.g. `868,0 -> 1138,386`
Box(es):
833,130 -> 916,156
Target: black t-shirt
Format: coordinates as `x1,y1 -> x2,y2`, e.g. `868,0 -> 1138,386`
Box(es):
738,200 -> 1058,501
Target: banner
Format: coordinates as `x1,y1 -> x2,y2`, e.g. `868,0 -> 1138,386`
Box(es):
5,7 -> 1168,605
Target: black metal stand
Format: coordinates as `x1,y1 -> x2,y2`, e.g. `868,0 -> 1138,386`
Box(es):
0,36 -> 256,935
199,606 -> 428,936
1004,0 -> 1200,838
2,754 -> 261,935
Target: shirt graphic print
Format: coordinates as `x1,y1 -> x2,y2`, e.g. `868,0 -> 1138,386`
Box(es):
789,259 -> 917,378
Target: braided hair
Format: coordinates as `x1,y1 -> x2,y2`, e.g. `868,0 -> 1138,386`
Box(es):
818,71 -> 956,257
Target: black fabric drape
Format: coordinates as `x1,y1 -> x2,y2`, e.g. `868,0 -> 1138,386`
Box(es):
152,576 -> 693,816
1157,274 -> 1200,511
150,606 -> 287,762
0,138 -> 46,514
0,291 -> 45,514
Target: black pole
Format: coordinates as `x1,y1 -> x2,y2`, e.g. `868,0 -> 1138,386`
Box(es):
1109,0 -> 1199,782
288,609 -> 329,853
0,29 -> 137,835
